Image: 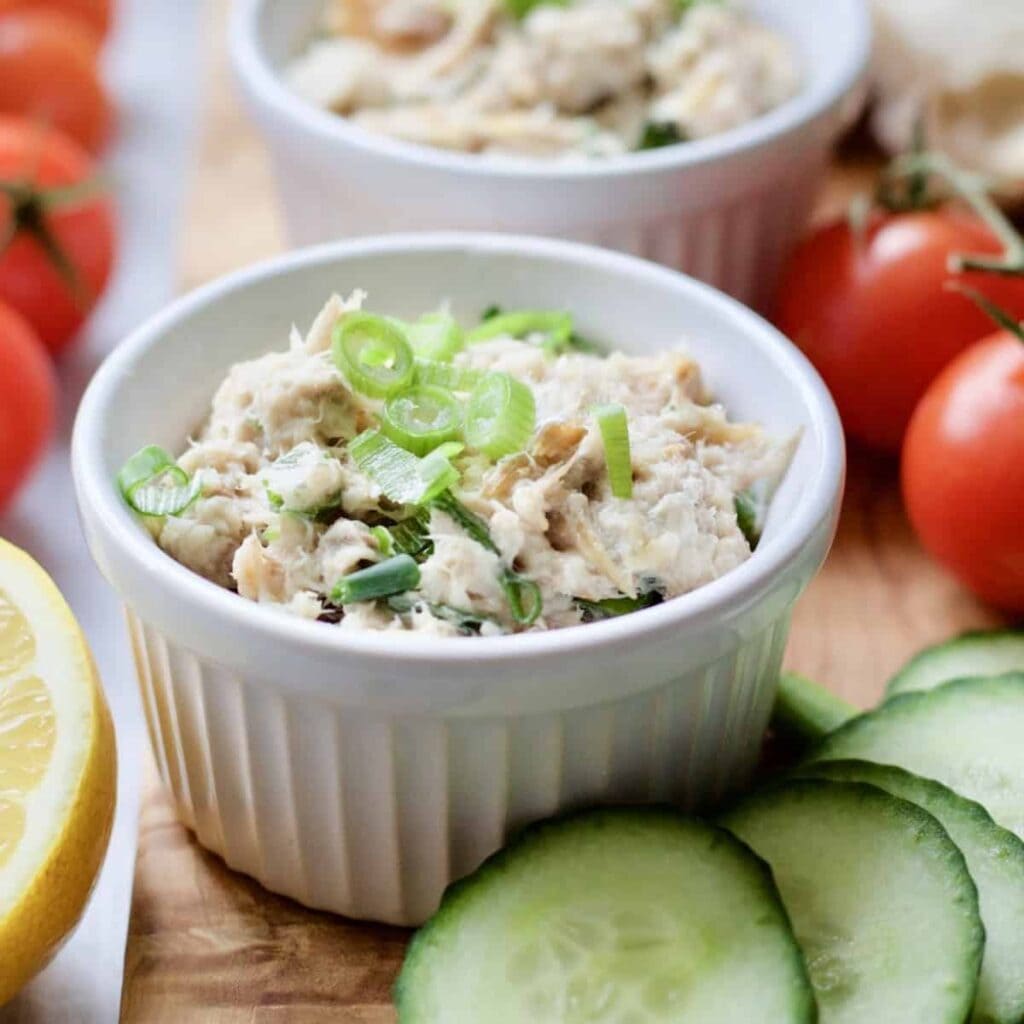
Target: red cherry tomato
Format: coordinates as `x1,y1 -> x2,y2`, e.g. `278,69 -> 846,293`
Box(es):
0,116 -> 116,354
0,300 -> 56,511
0,10 -> 112,153
776,211 -> 1024,453
902,330 -> 1024,612
0,0 -> 112,39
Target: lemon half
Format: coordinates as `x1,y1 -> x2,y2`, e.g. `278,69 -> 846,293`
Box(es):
0,538 -> 116,1006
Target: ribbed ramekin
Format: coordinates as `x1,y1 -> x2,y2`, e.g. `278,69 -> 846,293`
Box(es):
228,0 -> 870,310
73,234 -> 844,925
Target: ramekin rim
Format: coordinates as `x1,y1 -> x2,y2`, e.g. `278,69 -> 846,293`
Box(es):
227,0 -> 872,182
73,232 -> 845,666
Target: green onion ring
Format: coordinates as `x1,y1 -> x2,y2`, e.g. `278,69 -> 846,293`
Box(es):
117,445 -> 202,517
332,313 -> 415,398
464,372 -> 536,460
413,358 -> 483,392
593,403 -> 633,499
381,385 -> 464,457
405,312 -> 464,362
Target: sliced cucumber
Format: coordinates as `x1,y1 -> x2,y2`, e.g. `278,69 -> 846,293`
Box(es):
887,631 -> 1024,699
773,671 -> 857,747
395,809 -> 816,1023
796,760 -> 1024,1024
721,779 -> 983,1024
809,675 -> 1024,842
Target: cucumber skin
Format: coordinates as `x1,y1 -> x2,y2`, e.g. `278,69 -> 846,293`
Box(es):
772,672 -> 857,748
721,779 -> 985,1024
886,631 -> 1024,700
794,761 -> 1024,1024
394,806 -> 817,1023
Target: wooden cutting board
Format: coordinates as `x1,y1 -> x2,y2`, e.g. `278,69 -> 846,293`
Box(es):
118,3 -> 1007,1019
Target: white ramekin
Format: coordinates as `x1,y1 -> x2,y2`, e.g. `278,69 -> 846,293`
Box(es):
228,0 -> 871,311
73,234 -> 844,925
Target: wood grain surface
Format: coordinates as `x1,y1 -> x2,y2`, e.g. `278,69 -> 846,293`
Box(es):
119,2 -> 1006,1019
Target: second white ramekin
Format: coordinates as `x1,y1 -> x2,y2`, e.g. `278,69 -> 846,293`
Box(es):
229,0 -> 871,311
73,234 -> 844,924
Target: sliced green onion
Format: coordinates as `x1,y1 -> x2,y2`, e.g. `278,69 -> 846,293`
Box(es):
638,122 -> 686,150
432,490 -> 544,626
432,490 -> 498,553
349,429 -> 460,505
381,385 -> 463,457
576,591 -> 663,623
130,475 -> 202,517
118,444 -> 181,496
117,445 -> 202,517
674,0 -> 722,16
594,404 -> 633,499
330,554 -> 421,604
735,489 -> 762,550
260,442 -> 342,513
386,593 -> 497,636
405,312 -> 464,362
504,0 -> 568,20
332,313 -> 415,398
565,332 -> 605,356
370,525 -> 395,558
499,570 -> 543,626
464,372 -> 536,460
389,509 -> 434,561
414,358 -> 484,392
467,309 -> 573,350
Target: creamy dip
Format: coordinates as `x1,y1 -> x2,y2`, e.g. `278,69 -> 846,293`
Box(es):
125,294 -> 794,637
286,0 -> 800,158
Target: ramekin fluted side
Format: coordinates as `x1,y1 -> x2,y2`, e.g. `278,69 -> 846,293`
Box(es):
127,606 -> 791,926
268,150 -> 826,310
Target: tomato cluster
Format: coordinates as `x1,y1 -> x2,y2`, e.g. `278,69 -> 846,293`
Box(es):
0,0 -> 112,151
0,0 -> 116,512
776,159 -> 1024,613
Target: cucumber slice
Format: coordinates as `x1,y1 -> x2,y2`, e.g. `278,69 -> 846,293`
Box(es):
810,675 -> 1024,842
887,631 -> 1024,699
722,779 -> 983,1024
796,760 -> 1024,1024
773,671 -> 857,747
395,809 -> 816,1023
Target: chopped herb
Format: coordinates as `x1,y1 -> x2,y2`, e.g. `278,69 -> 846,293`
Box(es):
674,0 -> 721,15
330,555 -> 421,604
389,509 -> 435,561
433,491 -> 498,553
349,429 -> 461,506
566,332 -> 605,356
575,591 -> 664,623
117,445 -> 203,518
386,594 -> 499,636
500,572 -> 543,625
734,489 -> 762,550
480,304 -> 503,321
638,122 -> 686,151
504,0 -> 568,18
370,525 -> 395,558
432,490 -> 543,625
